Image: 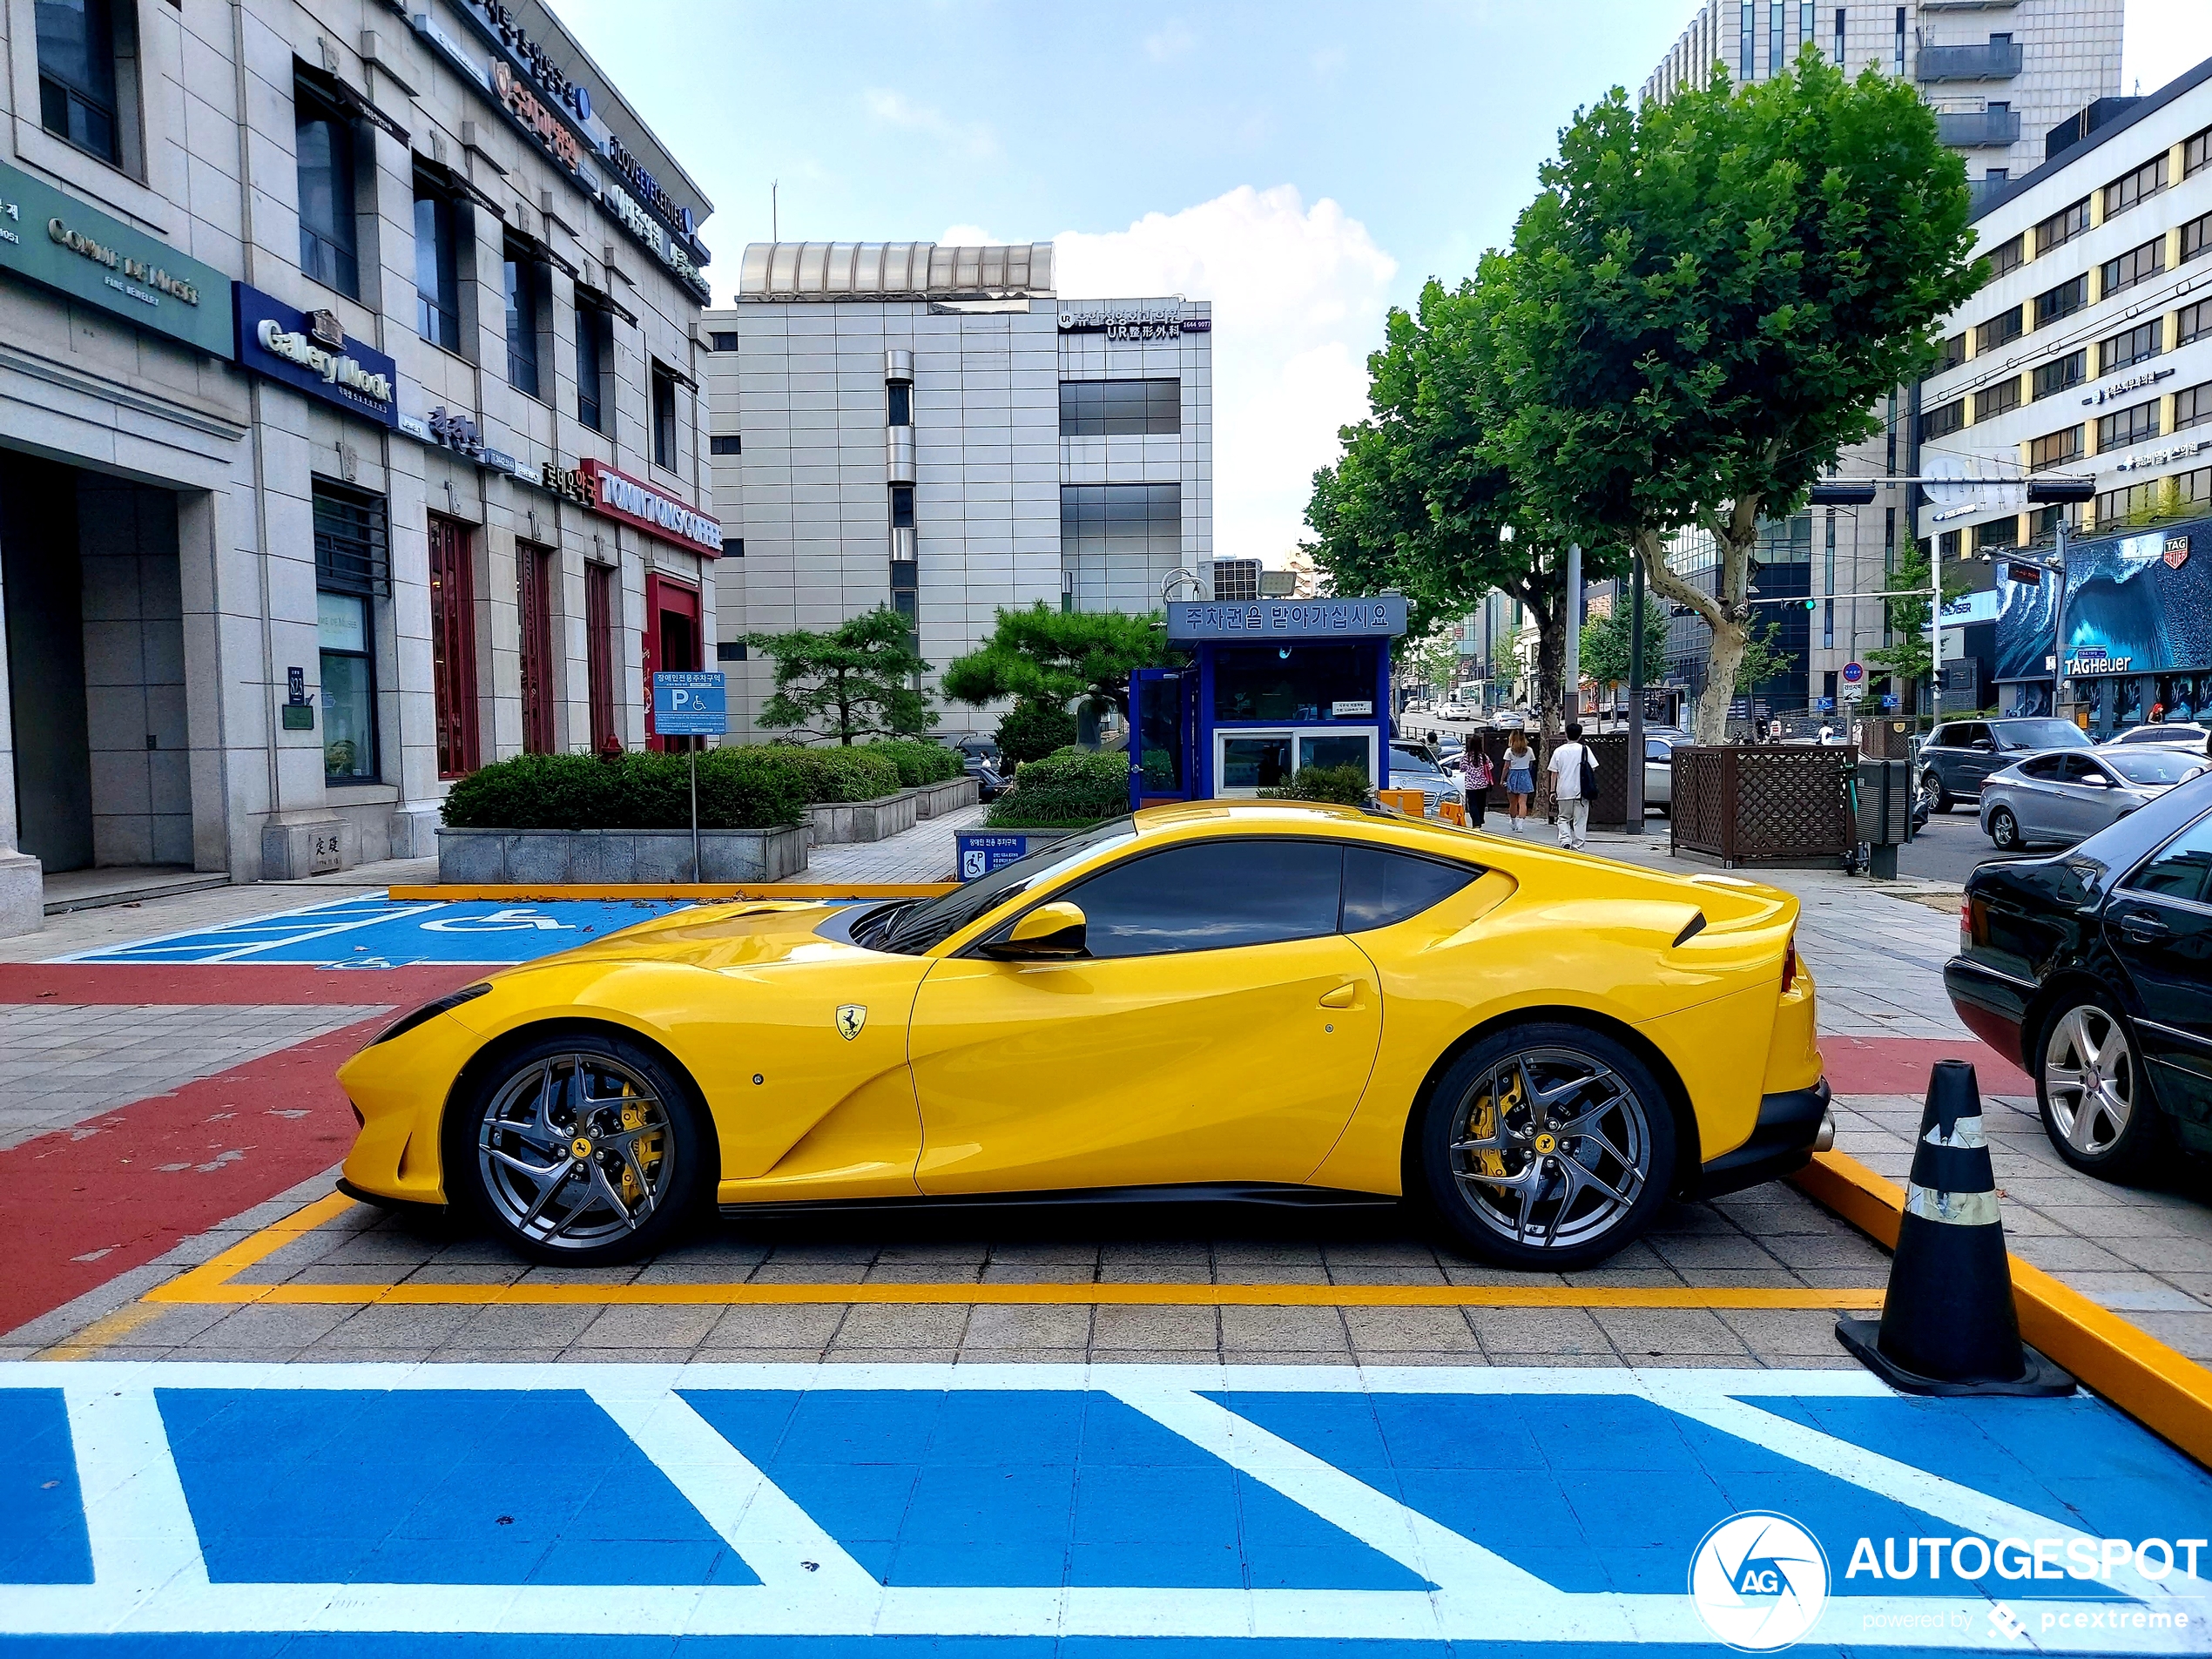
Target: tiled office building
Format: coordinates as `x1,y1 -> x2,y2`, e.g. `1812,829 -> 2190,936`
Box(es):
0,0 -> 718,931
701,246 -> 1212,741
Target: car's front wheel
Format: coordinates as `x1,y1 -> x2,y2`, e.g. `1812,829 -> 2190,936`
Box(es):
448,1030 -> 709,1266
2038,995 -> 2164,1181
1413,1023 -> 1676,1269
1988,806 -> 2024,850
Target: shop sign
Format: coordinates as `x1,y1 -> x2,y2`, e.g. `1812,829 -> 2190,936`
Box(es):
1167,596 -> 1406,641
2167,535 -> 2191,570
489,62 -> 581,171
417,406 -> 484,459
578,458 -> 723,556
2081,365 -> 2175,406
2065,646 -> 2134,675
1058,301 -> 1209,339
410,9 -> 489,88
541,460 -> 594,506
233,285 -> 396,427
0,158 -> 232,355
2111,436 -> 2212,475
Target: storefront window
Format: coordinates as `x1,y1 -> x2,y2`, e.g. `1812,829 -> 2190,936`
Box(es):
318,590 -> 376,782
1211,645 -> 1374,722
1219,734 -> 1292,791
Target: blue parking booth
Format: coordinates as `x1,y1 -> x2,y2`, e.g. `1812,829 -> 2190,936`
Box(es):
1131,595 -> 1407,808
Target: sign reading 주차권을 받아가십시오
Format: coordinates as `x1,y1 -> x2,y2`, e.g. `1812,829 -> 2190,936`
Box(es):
651,671 -> 725,737
1166,597 -> 1407,642
233,286 -> 397,427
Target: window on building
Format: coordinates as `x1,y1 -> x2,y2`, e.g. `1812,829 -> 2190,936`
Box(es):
2183,211 -> 2212,266
1823,509 -> 1835,593
1938,333 -> 1966,372
2100,320 -> 2161,375
890,483 -> 915,529
650,361 -> 678,470
710,435 -> 741,455
1974,516 -> 2020,552
2099,398 -> 2161,452
1061,483 -> 1183,574
516,542 -> 556,755
1973,377 -> 2021,421
427,514 -> 479,778
584,562 -> 617,753
1059,379 -> 1182,436
2175,381 -> 2212,435
1740,0 -> 1754,79
575,300 -> 610,433
2188,125 -> 2212,179
2096,464 -> 2212,529
293,77 -> 359,298
1919,398 -> 1965,440
2182,300 -> 2212,348
1832,7 -> 1844,66
2034,198 -> 2091,257
1769,0 -> 1785,73
413,177 -> 462,352
1893,5 -> 1904,73
312,482 -> 387,785
2028,426 -> 2083,469
887,381 -> 912,426
2101,235 -> 2166,299
707,330 -> 739,351
2033,274 -> 2087,329
889,555 -> 918,641
2103,155 -> 2168,220
1823,597 -> 1833,646
1976,306 -> 2023,354
503,238 -> 545,400
37,0 -> 128,165
2031,351 -> 2086,401
1982,233 -> 2025,282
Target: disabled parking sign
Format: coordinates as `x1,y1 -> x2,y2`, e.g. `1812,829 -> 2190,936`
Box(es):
653,671 -> 727,737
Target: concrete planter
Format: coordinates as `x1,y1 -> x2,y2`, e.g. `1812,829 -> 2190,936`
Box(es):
913,776 -> 980,819
436,825 -> 810,884
806,789 -> 919,845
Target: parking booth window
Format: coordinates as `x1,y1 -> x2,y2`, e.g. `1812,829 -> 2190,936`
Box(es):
1058,840 -> 1345,958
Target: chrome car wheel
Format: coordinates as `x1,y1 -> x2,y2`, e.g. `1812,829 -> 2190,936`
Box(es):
2041,1004 -> 2138,1159
1989,806 -> 2021,850
1447,1047 -> 1655,1253
475,1050 -> 680,1254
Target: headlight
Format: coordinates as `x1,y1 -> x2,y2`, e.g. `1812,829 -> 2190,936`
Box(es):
372,982 -> 490,1046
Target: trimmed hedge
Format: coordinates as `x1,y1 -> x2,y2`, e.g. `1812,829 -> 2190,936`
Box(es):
864,738 -> 966,788
984,745 -> 1130,829
1258,764 -> 1373,806
440,750 -> 809,831
765,745 -> 904,804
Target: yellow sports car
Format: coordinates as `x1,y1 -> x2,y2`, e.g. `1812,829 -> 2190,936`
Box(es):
338,802 -> 1829,1269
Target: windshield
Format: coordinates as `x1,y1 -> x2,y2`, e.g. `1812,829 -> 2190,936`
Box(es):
1999,719 -> 2090,751
2106,752 -> 2207,786
1390,745 -> 1441,774
866,817 -> 1138,954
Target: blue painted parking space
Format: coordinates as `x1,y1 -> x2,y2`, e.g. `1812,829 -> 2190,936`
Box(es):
1,1362 -> 2207,1655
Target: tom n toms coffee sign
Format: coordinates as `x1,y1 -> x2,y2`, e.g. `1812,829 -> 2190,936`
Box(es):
1058,301 -> 1209,340
579,459 -> 723,556
233,285 -> 397,427
0,158 -> 233,355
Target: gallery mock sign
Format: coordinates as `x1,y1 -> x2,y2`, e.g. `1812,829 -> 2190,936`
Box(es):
578,459 -> 723,557
232,285 -> 398,428
0,158 -> 233,356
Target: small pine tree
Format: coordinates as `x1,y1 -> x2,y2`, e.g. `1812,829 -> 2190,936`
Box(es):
747,606 -> 934,745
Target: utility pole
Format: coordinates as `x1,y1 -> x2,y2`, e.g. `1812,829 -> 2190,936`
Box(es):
1625,556 -> 1647,835
1562,543 -> 1581,724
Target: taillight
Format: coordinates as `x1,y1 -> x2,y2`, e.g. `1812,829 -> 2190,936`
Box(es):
1781,937 -> 1798,993
1960,900 -> 1972,952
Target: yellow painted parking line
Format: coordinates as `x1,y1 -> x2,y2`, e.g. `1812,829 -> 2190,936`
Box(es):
1793,1150 -> 2212,1469
33,1299 -> 168,1360
140,1193 -> 1884,1312
385,882 -> 957,902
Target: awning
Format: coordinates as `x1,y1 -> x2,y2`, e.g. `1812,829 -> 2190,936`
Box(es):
296,61 -> 408,145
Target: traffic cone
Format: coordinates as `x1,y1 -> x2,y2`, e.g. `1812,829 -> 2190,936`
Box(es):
1835,1059 -> 2073,1396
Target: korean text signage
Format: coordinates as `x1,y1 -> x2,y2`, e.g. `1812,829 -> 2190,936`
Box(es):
579,459 -> 723,557
0,158 -> 232,356
233,286 -> 397,428
1059,301 -> 1209,340
1168,596 -> 1406,641
651,671 -> 725,736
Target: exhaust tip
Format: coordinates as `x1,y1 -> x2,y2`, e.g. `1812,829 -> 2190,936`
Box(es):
1814,1109 -> 1836,1153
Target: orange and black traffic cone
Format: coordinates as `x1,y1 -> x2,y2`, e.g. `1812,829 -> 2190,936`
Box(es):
1836,1059 -> 2073,1396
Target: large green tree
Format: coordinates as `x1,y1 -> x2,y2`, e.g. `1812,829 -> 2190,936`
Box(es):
940,603 -> 1169,721
1578,594 -> 1669,692
1491,53 -> 1982,741
747,606 -> 934,745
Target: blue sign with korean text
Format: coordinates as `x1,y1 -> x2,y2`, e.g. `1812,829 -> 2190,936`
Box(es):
955,831 -> 1039,880
233,284 -> 398,427
652,671 -> 726,735
1167,596 -> 1407,642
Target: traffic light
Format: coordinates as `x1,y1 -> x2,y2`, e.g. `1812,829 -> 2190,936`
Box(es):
1810,481 -> 1878,506
1802,598 -> 1817,611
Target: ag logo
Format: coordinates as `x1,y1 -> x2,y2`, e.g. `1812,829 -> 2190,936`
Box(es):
835,1004 -> 867,1040
1689,1511 -> 1829,1651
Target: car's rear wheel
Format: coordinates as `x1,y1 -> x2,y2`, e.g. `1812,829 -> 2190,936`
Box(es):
1413,1023 -> 1676,1269
2037,995 -> 2164,1182
1989,806 -> 2023,850
448,1030 -> 708,1266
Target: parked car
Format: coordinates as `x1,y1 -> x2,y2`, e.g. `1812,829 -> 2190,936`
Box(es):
965,759 -> 1008,800
947,733 -> 1000,765
1919,718 -> 2093,813
1439,701 -> 1474,722
1643,734 -> 1676,815
1386,740 -> 1466,817
2106,722 -> 2212,754
1946,770 -> 2212,1178
1979,747 -> 2208,851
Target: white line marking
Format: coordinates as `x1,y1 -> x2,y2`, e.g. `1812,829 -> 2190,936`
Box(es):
47,894 -> 384,962
63,1382 -> 208,1604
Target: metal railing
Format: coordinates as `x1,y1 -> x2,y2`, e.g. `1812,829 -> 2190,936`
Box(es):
1917,41 -> 2024,83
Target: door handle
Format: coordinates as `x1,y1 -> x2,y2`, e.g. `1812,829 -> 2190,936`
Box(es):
2119,912 -> 2169,941
1318,982 -> 1359,1009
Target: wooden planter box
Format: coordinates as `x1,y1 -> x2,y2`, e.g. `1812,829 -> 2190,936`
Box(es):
436,825 -> 810,884
913,776 -> 981,819
1669,745 -> 1856,867
807,789 -> 920,845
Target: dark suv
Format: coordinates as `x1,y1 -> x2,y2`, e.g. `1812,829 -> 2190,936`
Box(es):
1920,717 -> 2091,813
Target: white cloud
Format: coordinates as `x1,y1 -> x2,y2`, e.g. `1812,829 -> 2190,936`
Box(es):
937,223 -> 1005,246
1143,19 -> 1196,62
2123,0 -> 2212,98
860,89 -> 997,159
1055,185 -> 1398,567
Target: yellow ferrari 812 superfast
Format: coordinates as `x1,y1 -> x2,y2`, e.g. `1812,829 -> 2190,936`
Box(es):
338,801 -> 1829,1270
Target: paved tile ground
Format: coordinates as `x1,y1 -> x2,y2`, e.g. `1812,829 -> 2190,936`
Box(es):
806,801 -> 987,884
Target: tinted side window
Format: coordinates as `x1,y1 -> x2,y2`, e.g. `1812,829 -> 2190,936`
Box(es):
1342,847 -> 1479,932
2018,755 -> 2066,779
2126,814 -> 2212,905
1059,840 -> 1343,958
1929,725 -> 1958,748
2060,755 -> 2107,784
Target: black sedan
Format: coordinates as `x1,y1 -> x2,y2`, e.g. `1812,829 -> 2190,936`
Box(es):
1946,771 -> 2212,1180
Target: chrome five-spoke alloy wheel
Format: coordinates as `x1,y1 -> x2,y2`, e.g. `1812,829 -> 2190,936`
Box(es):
476,1050 -> 679,1253
2041,1004 -> 2137,1163
1448,1046 -> 1655,1253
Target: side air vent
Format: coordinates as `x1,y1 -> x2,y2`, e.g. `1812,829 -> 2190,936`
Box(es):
1671,913 -> 1708,948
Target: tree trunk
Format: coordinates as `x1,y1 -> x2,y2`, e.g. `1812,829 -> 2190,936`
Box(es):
1514,569 -> 1568,740
1633,496 -> 1761,746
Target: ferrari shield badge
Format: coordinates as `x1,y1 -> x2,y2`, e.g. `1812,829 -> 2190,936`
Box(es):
835,1004 -> 867,1040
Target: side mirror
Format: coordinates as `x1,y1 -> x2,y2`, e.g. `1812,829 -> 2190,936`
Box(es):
1971,739 -> 1997,752
982,900 -> 1089,961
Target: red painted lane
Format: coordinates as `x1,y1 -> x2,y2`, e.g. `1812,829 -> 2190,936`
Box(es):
0,963 -> 483,1006
1819,1034 -> 2034,1098
0,1016 -> 384,1337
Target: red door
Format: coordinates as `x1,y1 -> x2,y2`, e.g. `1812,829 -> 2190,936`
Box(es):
517,542 -> 556,755
643,573 -> 701,752
585,562 -> 617,752
428,514 -> 480,777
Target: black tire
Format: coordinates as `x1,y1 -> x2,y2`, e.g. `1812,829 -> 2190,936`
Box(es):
1934,785 -> 1955,814
1411,1022 -> 1676,1270
1988,806 -> 2023,851
446,1028 -> 711,1267
2034,993 -> 2166,1183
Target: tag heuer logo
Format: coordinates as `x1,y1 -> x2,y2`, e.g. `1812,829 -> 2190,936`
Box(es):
835,1004 -> 867,1040
2166,535 -> 2191,570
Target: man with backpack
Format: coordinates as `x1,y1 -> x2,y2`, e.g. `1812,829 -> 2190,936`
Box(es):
1548,722 -> 1597,851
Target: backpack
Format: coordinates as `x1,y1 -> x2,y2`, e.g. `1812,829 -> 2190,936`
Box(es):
1579,746 -> 1599,799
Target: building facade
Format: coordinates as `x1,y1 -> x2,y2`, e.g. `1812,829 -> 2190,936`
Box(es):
702,244 -> 1212,742
1913,58 -> 2212,732
0,0 -> 717,929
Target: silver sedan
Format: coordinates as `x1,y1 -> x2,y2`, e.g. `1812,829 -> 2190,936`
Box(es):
1979,747 -> 2209,851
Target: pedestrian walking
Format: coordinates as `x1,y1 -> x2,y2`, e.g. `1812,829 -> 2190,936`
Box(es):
1503,731 -> 1536,834
1548,721 -> 1596,851
1462,738 -> 1494,830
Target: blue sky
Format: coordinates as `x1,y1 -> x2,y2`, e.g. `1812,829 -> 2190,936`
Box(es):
561,0 -> 2212,564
